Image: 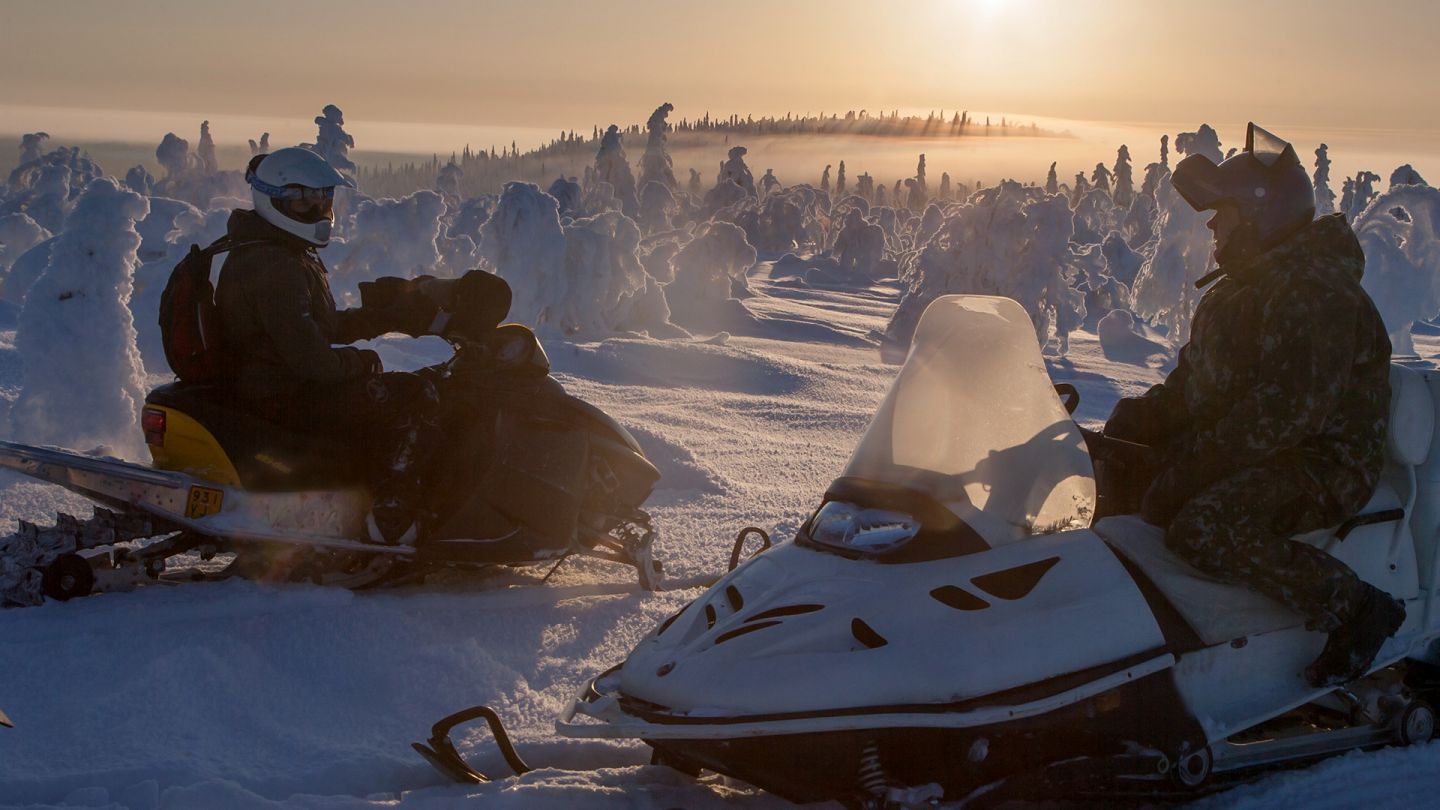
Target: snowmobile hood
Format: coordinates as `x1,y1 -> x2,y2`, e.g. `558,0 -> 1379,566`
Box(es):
604,296 -> 1154,721
614,528 -> 1167,721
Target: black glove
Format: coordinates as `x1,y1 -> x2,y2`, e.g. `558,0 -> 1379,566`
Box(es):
1105,397 -> 1158,444
357,349 -> 384,375
357,276 -> 442,337
442,270 -> 513,340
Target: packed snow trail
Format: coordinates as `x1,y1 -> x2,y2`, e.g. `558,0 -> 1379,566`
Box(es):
1,267 -> 1437,809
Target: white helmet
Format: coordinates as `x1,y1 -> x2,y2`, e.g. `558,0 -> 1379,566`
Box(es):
246,146 -> 356,246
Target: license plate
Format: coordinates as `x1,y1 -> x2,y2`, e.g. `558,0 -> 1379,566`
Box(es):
185,486 -> 225,519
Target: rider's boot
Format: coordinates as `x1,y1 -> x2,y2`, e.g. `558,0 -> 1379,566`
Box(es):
1305,583 -> 1406,688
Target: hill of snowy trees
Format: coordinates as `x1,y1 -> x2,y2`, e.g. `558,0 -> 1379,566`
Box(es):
0,102 -> 1436,454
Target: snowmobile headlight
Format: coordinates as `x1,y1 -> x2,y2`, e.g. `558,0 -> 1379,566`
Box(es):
806,500 -> 921,556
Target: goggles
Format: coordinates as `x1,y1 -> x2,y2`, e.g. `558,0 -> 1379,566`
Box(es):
247,172 -> 337,202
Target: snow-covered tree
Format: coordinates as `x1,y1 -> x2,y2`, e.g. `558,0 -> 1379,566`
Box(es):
560,211 -> 680,338
665,220 -> 757,332
1343,170 -> 1381,222
908,154 -> 928,210
9,178 -> 149,458
1390,165 -> 1428,189
436,162 -> 464,199
637,181 -> 678,234
638,103 -> 678,191
478,182 -> 567,333
0,214 -> 50,276
834,208 -> 885,279
124,165 -> 155,196
1174,124 -> 1221,163
594,125 -> 638,216
546,176 -> 582,218
18,132 -> 49,165
1313,143 -> 1336,215
884,182 -> 1085,355
197,120 -> 218,174
759,169 -> 779,196
332,190 -> 446,300
313,104 -> 357,176
1091,163 -> 1112,196
718,146 -> 756,196
1355,185 -> 1440,354
155,133 -> 191,178
1112,145 -> 1133,208
1130,163 -> 1214,346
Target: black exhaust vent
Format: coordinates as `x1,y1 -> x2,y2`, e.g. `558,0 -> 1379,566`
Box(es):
725,585 -> 744,611
704,604 -> 717,629
851,618 -> 888,649
656,608 -> 683,636
715,620 -> 782,644
930,585 -> 989,611
971,557 -> 1060,600
747,604 -> 824,622
656,598 -> 698,637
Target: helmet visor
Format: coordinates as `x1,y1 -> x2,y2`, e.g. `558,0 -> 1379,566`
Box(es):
1171,153 -> 1225,212
274,186 -> 334,224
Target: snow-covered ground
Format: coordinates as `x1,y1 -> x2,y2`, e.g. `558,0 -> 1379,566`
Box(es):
0,264 -> 1436,810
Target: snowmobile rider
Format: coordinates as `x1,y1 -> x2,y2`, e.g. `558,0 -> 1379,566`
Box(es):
1102,124 -> 1404,688
215,147 -> 445,546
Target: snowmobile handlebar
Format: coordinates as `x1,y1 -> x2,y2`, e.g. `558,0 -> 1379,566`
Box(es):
1054,383 -> 1080,415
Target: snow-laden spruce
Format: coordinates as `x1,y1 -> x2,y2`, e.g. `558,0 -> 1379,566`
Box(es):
884,181 -> 1085,356
478,182 -> 685,338
0,213 -> 51,275
1356,184 -> 1440,355
1129,128 -> 1219,346
330,190 -> 447,303
7,178 -> 149,458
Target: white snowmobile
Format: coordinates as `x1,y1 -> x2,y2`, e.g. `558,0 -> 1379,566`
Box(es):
419,294 -> 1440,806
0,278 -> 664,607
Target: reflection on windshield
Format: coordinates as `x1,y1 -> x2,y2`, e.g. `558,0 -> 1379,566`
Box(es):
844,295 -> 1094,542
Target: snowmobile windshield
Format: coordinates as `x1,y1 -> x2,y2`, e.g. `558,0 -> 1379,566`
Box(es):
842,295 -> 1095,545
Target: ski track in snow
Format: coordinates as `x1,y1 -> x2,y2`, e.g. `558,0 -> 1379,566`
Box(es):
0,268 -> 1434,809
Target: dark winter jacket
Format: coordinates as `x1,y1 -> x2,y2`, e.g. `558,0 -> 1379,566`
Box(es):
1106,213 -> 1392,516
215,209 -> 387,406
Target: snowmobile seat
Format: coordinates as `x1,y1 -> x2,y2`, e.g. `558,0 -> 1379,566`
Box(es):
145,382 -> 368,492
1098,515 -> 1301,646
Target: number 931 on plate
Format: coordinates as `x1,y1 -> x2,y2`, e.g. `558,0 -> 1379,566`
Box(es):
185,485 -> 225,519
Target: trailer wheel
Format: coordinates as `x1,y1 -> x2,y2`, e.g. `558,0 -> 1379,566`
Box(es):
1172,746 -> 1212,788
1400,700 -> 1434,746
41,554 -> 95,601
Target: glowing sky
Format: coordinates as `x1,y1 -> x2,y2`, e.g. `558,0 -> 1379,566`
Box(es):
0,0 -> 1435,151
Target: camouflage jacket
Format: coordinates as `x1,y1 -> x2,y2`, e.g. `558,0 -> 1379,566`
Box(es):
1106,213 -> 1392,511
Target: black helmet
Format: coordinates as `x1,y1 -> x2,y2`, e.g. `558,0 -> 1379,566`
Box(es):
1171,123 -> 1315,264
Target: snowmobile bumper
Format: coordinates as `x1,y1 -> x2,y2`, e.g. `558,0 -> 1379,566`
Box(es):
556,652 -> 1177,740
